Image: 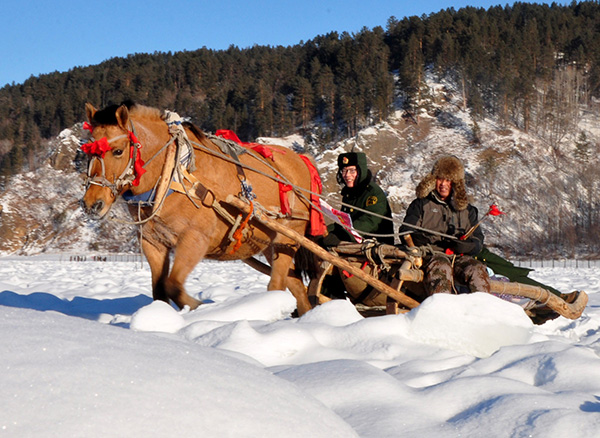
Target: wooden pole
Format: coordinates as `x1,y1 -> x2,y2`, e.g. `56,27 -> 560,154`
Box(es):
489,280 -> 587,320
151,143 -> 176,215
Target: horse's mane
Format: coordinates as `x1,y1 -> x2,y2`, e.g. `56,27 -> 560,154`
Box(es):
91,100 -> 163,125
183,121 -> 207,142
91,101 -> 207,141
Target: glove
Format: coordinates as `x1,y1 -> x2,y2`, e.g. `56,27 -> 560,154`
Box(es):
451,238 -> 478,255
320,232 -> 341,248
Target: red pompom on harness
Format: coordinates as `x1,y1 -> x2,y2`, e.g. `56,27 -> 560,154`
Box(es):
81,130 -> 146,187
81,137 -> 111,157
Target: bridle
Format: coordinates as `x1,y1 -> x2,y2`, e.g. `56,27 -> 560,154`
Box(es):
83,118 -> 183,199
83,127 -> 145,198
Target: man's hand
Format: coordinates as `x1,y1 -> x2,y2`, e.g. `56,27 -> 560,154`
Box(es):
450,238 -> 478,255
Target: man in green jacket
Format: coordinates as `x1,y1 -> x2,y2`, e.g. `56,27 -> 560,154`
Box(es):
319,152 -> 394,300
322,152 -> 394,246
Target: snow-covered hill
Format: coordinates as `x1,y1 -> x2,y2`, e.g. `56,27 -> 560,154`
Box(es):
0,73 -> 598,257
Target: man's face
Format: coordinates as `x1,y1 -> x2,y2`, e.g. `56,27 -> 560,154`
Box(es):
435,178 -> 452,201
341,166 -> 358,187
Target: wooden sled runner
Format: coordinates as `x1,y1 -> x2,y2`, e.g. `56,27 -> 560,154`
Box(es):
225,196 -> 588,322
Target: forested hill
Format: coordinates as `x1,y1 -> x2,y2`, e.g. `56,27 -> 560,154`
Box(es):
1,1 -> 600,179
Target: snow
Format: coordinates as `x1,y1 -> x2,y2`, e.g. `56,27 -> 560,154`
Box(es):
1,258 -> 600,437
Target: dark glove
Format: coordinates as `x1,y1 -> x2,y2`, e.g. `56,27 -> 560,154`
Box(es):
451,238 -> 478,255
320,232 -> 341,248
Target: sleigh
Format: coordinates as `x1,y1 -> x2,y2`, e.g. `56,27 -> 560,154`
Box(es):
225,196 -> 588,323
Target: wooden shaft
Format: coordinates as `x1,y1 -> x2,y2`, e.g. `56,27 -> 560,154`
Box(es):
151,143 -> 177,214
489,280 -> 587,320
332,242 -> 409,259
226,195 -> 421,309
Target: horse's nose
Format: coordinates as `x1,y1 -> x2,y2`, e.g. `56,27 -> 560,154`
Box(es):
82,199 -> 105,218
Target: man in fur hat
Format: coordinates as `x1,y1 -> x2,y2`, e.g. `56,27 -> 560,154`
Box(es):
399,155 -> 490,295
322,152 -> 394,246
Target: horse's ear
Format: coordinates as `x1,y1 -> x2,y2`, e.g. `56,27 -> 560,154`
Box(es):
115,105 -> 130,131
85,103 -> 97,122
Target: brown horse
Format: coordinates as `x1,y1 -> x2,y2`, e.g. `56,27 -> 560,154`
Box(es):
81,101 -> 324,315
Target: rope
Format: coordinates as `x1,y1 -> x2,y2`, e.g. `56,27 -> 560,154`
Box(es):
189,138 -> 455,242
189,138 -> 317,213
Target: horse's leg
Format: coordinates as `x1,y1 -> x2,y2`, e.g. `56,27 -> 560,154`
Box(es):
164,234 -> 207,310
141,237 -> 170,303
268,239 -> 312,316
285,272 -> 312,315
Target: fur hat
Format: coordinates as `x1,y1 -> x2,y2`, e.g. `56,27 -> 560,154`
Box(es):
415,155 -> 468,210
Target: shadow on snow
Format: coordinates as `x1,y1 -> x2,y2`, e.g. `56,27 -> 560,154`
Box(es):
0,290 -> 152,322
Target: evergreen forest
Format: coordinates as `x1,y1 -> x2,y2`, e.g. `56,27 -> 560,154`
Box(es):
1,1 -> 600,178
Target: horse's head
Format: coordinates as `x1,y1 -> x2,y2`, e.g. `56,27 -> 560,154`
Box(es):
81,102 -> 146,219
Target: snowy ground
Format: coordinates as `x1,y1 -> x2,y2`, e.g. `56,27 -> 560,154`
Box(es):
1,257 -> 600,437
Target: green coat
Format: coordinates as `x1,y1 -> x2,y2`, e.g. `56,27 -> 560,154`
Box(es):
327,153 -> 394,245
475,246 -> 562,296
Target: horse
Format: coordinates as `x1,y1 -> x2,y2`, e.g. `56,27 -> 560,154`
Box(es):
80,101 -> 325,315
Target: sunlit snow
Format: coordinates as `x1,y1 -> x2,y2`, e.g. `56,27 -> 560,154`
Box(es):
1,257 -> 600,437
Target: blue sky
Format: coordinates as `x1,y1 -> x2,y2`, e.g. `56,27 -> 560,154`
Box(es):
1,0 -> 560,87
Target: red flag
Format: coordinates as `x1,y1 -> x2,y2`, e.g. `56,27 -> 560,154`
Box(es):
488,204 -> 505,216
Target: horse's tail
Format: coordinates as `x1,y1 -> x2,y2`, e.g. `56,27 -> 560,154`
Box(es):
294,237 -> 322,282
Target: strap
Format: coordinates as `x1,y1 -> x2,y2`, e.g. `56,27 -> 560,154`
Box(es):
351,284 -> 377,305
209,135 -> 247,180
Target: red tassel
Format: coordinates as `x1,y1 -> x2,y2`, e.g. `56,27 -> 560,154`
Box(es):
278,179 -> 292,215
229,202 -> 254,254
129,146 -> 146,186
81,137 -> 111,158
83,122 -> 93,133
299,155 -> 326,236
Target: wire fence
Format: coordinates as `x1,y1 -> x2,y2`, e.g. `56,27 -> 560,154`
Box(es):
0,253 -> 146,263
513,259 -> 600,269
1,253 -> 599,269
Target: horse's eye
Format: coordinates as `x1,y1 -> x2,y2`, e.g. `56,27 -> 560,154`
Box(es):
113,149 -> 124,157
